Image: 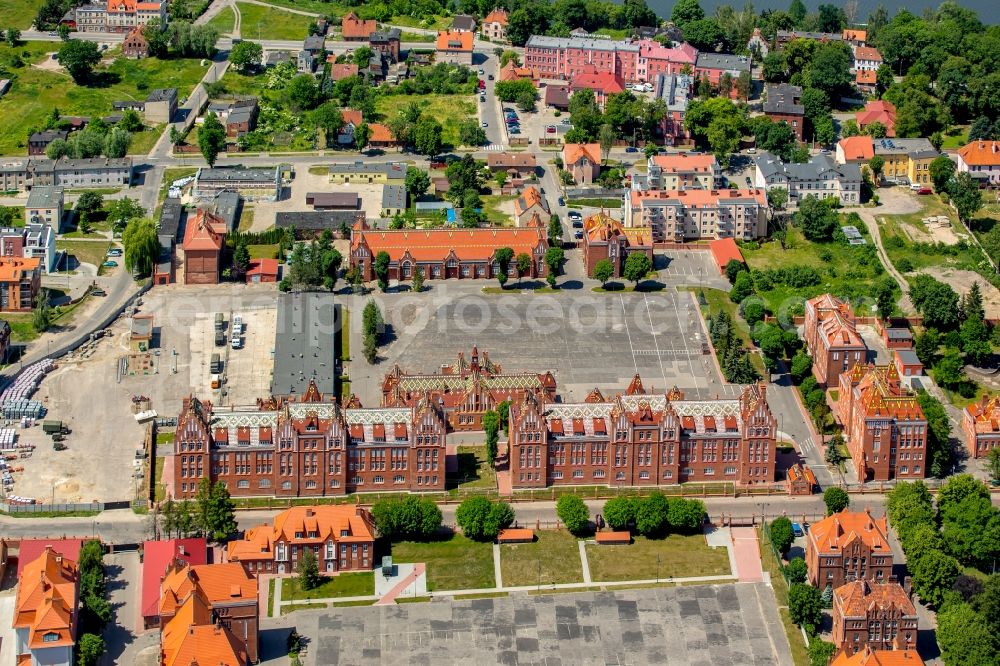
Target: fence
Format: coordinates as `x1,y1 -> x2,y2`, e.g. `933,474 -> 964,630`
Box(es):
565,188 -> 625,199
1,501 -> 103,514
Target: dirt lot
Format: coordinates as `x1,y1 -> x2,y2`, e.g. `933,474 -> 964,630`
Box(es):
922,267 -> 1000,318
249,168 -> 386,231
189,306 -> 277,405
3,284 -> 281,503
899,215 -> 967,246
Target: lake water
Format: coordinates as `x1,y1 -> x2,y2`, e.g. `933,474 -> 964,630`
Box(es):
644,0 -> 992,23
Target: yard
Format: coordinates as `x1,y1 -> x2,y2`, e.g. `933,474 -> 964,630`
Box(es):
247,243 -> 279,259
0,45 -> 208,155
375,94 -> 476,150
236,3 -> 312,41
56,239 -> 112,270
210,70 -> 317,151
205,6 -> 236,34
584,534 -> 730,582
479,195 -> 516,226
447,445 -> 496,491
683,286 -> 766,375
0,0 -> 45,28
390,533 -> 495,591
281,571 -> 374,601
499,530 -> 583,587
127,124 -> 164,155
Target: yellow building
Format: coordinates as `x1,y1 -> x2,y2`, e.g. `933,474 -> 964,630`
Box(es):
329,161 -> 406,185
873,138 -> 938,186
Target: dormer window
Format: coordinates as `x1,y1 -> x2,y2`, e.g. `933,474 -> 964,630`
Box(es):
341,529 -> 349,536
43,632 -> 60,643
295,531 -> 303,538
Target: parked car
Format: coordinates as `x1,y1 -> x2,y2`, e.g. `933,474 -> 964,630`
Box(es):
745,176 -> 752,187
557,197 -> 565,206
568,211 -> 583,221
791,522 -> 804,538
481,121 -> 488,128
572,220 -> 583,228
102,261 -> 118,268
560,118 -> 571,125
574,230 -> 583,240
546,125 -> 556,133
107,249 -> 122,257
90,287 -> 107,297
509,128 -> 521,134
917,187 -> 932,195
480,95 -> 486,102
488,74 -> 494,80
479,68 -> 485,75
625,146 -> 638,153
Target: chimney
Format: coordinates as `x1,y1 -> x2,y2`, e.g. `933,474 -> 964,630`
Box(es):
903,575 -> 912,596
305,508 -> 314,517
178,544 -> 186,556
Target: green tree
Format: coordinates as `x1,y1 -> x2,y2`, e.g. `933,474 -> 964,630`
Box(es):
482,409 -> 500,467
494,247 -> 514,288
769,516 -> 794,555
602,496 -> 636,530
352,46 -> 374,67
623,252 -> 652,288
105,196 -> 145,233
459,118 -> 487,147
785,557 -> 808,584
58,40 -> 100,84
911,550 -> 960,607
987,448 -> 1000,487
77,633 -> 105,666
456,497 -> 514,541
598,123 -> 616,163
823,487 -> 849,515
3,27 -> 20,47
404,166 -> 430,199
593,259 -> 614,287
371,497 -> 442,540
286,74 -> 319,111
917,390 -> 954,477
547,215 -> 562,243
231,242 -> 250,280
950,171 -> 983,227
790,350 -> 813,384
670,0 -> 704,28
229,40 -> 262,72
961,314 -> 991,366
806,639 -> 836,666
193,478 -> 237,541
868,155 -> 885,183
730,271 -> 754,303
515,252 -> 532,285
198,112 -> 226,167
874,277 -> 896,320
411,266 -> 424,293
556,495 -> 590,535
122,217 -> 160,276
544,247 -> 564,281
413,117 -> 443,156
312,102 -> 344,148
667,498 -> 705,531
354,123 -> 371,151
932,347 -> 965,389
788,583 -> 823,634
724,259 -> 746,284
796,195 -> 838,241
936,601 -> 999,666
914,328 -> 940,366
634,492 -> 671,536
297,547 -> 321,590
373,250 -> 390,292
930,155 -> 956,193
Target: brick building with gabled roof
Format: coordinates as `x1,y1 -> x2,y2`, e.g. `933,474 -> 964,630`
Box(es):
831,648 -> 924,666
836,364 -> 928,481
962,394 -> 1000,459
570,70 -> 625,108
481,8 -> 509,42
804,294 -> 869,387
806,509 -> 893,591
563,143 -> 602,184
180,209 -> 226,285
13,546 -> 79,666
141,538 -> 207,628
350,218 -> 549,282
856,101 -> 896,138
341,11 -> 375,40
160,591 -> 248,666
957,139 -> 1000,186
581,211 -> 653,279
227,505 -> 375,576
499,61 -> 538,83
435,29 -> 474,64
513,185 -> 550,225
833,580 -> 918,656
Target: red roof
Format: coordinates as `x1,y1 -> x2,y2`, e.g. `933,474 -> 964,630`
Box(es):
246,258 -> 279,278
436,30 -> 474,52
570,70 -> 625,96
958,140 -> 1000,166
141,538 -> 208,620
341,12 -> 376,39
182,209 -> 225,252
15,538 -> 86,577
856,101 -> 896,138
709,237 -> 744,274
352,223 -> 547,262
838,136 -> 874,161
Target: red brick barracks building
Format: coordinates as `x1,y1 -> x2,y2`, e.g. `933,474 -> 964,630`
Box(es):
510,377 -> 777,488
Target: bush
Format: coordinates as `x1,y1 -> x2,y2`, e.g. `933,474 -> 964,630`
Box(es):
769,516 -> 794,555
897,257 -> 914,273
823,487 -> 849,515
785,557 -> 807,584
788,583 -> 823,635
635,492 -> 671,536
456,497 -> 515,541
371,496 -> 442,541
603,496 -> 636,530
667,497 -> 705,532
556,494 -> 590,535
742,301 -> 765,326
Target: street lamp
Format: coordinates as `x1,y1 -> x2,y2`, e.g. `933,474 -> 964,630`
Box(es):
656,553 -> 660,583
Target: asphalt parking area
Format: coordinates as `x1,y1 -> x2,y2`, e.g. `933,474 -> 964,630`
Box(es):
301,584 -> 789,665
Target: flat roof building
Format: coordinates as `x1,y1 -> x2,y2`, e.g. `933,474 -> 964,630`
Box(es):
272,292 -> 339,397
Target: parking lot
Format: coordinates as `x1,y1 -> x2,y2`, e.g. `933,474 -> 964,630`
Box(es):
249,168 -> 389,231
347,288 -> 732,407
299,584 -> 790,665
189,306 -> 277,405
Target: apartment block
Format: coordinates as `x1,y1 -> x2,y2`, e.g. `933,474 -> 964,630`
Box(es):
754,152 -> 863,205
626,188 -> 768,243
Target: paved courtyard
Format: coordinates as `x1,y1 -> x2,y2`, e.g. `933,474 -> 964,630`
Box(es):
347,288 -> 734,406
297,583 -> 791,666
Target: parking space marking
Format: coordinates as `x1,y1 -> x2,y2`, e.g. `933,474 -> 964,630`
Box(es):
642,294 -> 668,390
618,295 -> 639,375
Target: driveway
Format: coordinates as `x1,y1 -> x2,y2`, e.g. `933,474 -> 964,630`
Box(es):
854,187 -> 924,315
101,551 -> 143,666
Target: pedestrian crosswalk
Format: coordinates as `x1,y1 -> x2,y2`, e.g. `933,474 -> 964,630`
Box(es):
483,144 -> 505,151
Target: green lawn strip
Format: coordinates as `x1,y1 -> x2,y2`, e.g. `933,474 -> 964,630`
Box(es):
480,195 -> 516,226
0,52 -> 208,155
56,240 -> 112,269
0,0 -> 45,28
448,445 -> 495,490
2,510 -> 99,518
267,579 -> 275,617
128,125 -> 164,155
237,2 -> 312,41
375,94 -> 475,149
332,599 -> 375,607
527,585 -> 603,596
388,14 -> 451,30
681,286 -> 766,375
206,6 -> 236,34
156,431 -> 175,445
5,316 -> 39,343
395,596 -> 433,604
154,455 -> 166,502
399,31 -> 436,42
280,602 -> 327,615
585,534 -> 730,582
568,198 -> 623,208
281,572 -> 374,601
247,243 -> 279,259
391,534 -> 495,591
499,530 -> 584,587
940,126 -> 968,150
759,526 -> 810,666
238,208 -> 255,231
452,591 -> 509,600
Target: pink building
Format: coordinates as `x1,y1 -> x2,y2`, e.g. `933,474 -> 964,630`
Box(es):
525,36 -> 699,84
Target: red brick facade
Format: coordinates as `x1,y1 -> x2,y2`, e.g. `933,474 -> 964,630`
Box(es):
963,395 -> 1000,459
806,510 -> 894,591
509,378 -> 777,489
581,212 -> 653,279
832,581 -> 917,656
804,294 -> 868,387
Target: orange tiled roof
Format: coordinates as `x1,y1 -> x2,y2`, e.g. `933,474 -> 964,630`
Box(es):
499,61 -> 538,82
487,152 -> 536,169
228,505 -> 374,562
570,70 -> 625,95
584,212 -> 651,247
14,546 -> 78,650
330,63 -> 359,80
809,510 -> 889,555
842,29 -> 867,42
182,209 -> 224,252
709,237 -> 744,270
352,224 -> 546,263
839,136 -> 874,161
160,560 -> 256,618
650,152 -> 717,173
856,101 -> 896,137
856,69 -> 877,86
563,143 -> 601,166
629,188 -> 768,207
341,12 -> 376,39
787,463 -> 817,486
834,580 -> 916,618
514,185 -> 546,216
958,140 -> 1000,166
483,8 -> 509,24
852,364 -> 923,420
832,647 -> 924,666
854,46 -> 882,62
161,592 -> 247,666
965,394 -> 1000,433
368,123 -> 395,143
0,257 -> 40,281
808,294 -> 866,350
341,108 -> 362,127
436,30 -> 474,52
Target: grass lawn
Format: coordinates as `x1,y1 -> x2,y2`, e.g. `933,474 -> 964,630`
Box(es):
247,243 -> 279,259
155,431 -> 175,445
281,572 -> 374,600
568,197 -> 623,208
448,445 -> 496,490
128,125 -> 164,155
878,195 -> 976,271
206,6 -> 236,34
375,94 -> 476,150
399,31 -> 436,42
940,125 -> 968,150
683,286 -> 766,375
5,316 -> 39,343
57,240 -> 111,270
759,526 -> 810,666
480,195 -> 516,226
153,456 -> 166,502
391,534 -> 495,591
0,48 -> 208,155
500,530 -> 583,587
237,3 -> 312,41
388,14 -> 451,30
1,0 -> 45,28
585,534 -> 730,582
238,207 -> 255,231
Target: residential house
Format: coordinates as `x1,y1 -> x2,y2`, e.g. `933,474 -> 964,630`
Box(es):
0,257 -> 40,311
694,52 -> 750,96
833,581 -> 917,656
341,12 -> 375,41
625,189 -> 768,242
154,197 -> 181,285
763,83 -> 805,141
22,224 -> 56,274
806,510 -> 893,590
513,185 -> 550,226
581,211 -> 653,279
264,50 -> 292,68
122,25 -> 149,58
486,152 -> 536,179
140,538 -> 208,629
894,349 -> 923,382
874,138 -> 938,186
653,73 -> 693,145
843,29 -> 867,47
13,546 -> 79,666
450,14 -> 476,32
855,69 -> 878,93
831,648 -> 924,666
298,35 -> 325,73
328,161 -> 405,185
563,143 -> 602,184
24,186 -> 64,232
544,85 -> 571,110
747,27 -> 769,57
499,61 -> 539,84
370,28 -> 401,63
786,463 -> 816,496
337,108 -> 364,145
436,30 -> 474,65
72,0 -> 166,33
709,237 -> 744,274
350,218 -> 549,281
803,294 -> 868,387
853,46 -> 883,73
367,123 -> 397,148
753,152 -> 863,205
28,130 -> 68,156
145,88 -> 177,124
836,136 -> 875,165
208,98 -> 260,138
330,63 -> 359,81
180,209 -> 225,285
957,140 -> 1000,186
524,35 -> 698,85
856,100 -> 896,138
636,152 -> 719,190
159,590 -> 248,666
963,395 -> 1000,459
227,505 -> 375,575
480,8 -> 509,42
247,258 -> 279,283
509,381 -> 777,489
0,157 -> 132,191
836,364 -> 929,481
380,184 -> 406,217
570,70 -> 625,108
194,166 -> 280,199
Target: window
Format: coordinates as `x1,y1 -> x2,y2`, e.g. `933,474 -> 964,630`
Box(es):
237,479 -> 250,488
593,470 -> 605,478
281,481 -> 291,490
616,471 -> 625,480
639,471 -> 649,479
374,476 -> 384,484
573,470 -> 584,478
393,475 -> 404,484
